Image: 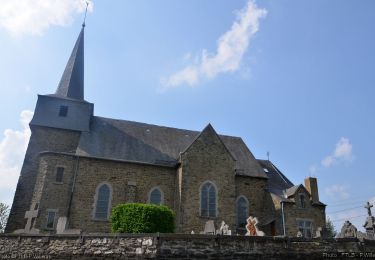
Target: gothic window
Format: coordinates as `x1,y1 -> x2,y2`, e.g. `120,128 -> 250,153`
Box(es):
46,210 -> 57,229
94,183 -> 112,220
55,167 -> 64,183
297,220 -> 313,238
59,105 -> 68,117
236,196 -> 249,228
299,194 -> 306,208
149,187 -> 163,205
200,182 -> 217,217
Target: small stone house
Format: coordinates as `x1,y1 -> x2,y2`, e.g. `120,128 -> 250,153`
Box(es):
6,27 -> 326,237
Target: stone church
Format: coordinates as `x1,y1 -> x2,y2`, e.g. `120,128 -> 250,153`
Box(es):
6,26 -> 326,237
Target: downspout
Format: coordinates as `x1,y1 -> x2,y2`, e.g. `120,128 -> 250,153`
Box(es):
281,201 -> 286,236
67,155 -> 80,225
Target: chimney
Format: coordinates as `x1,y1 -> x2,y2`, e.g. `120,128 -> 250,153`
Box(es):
304,177 -> 319,204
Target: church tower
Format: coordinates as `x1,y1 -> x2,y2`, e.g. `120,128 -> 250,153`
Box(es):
6,26 -> 93,232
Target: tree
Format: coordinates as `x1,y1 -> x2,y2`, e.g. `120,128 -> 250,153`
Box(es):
326,217 -> 337,238
0,203 -> 10,233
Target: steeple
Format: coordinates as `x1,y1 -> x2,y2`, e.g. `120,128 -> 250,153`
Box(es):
55,26 -> 85,100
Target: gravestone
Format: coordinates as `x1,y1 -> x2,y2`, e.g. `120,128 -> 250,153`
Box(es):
217,221 -> 231,235
56,216 -> 81,235
315,227 -> 329,239
245,216 -> 265,236
337,221 -> 357,238
56,217 -> 68,234
203,220 -> 216,235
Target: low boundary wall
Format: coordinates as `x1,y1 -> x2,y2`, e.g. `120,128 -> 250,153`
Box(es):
1,233 -> 375,259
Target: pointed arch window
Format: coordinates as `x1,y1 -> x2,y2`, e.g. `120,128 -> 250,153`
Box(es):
236,196 -> 249,228
94,183 -> 112,220
200,182 -> 217,217
149,187 -> 163,205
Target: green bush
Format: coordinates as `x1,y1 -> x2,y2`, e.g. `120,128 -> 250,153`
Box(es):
110,203 -> 175,233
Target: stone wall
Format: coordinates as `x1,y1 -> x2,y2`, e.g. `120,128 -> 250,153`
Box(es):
6,126 -> 81,233
0,234 -> 374,259
282,187 -> 326,237
32,154 -> 177,233
178,125 -> 236,233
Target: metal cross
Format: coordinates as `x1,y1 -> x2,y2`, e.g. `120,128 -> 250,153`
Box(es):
82,1 -> 89,27
365,201 -> 373,217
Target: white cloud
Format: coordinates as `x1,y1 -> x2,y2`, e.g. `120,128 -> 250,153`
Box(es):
0,110 -> 33,204
325,185 -> 350,200
0,0 -> 93,36
161,0 -> 267,88
321,138 -> 353,167
308,165 -> 317,175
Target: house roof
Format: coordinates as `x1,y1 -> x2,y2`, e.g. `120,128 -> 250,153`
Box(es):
259,160 -> 326,206
76,116 -> 267,178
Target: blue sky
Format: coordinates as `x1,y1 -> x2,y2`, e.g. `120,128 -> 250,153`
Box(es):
0,0 -> 374,232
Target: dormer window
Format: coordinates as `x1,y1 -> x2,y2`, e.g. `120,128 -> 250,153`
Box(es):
59,105 -> 68,117
299,194 -> 306,208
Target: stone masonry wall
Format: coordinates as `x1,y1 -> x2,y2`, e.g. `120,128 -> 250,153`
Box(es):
282,186 -> 326,237
0,234 -> 374,259
68,157 -> 177,233
33,154 -> 78,231
235,176 -> 278,234
31,153 -> 177,233
6,126 -> 81,233
178,126 -> 236,233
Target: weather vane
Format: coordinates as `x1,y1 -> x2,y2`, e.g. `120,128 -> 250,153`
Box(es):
82,1 -> 89,27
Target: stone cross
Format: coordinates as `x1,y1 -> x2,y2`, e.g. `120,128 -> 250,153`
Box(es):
365,202 -> 373,217
24,209 -> 38,231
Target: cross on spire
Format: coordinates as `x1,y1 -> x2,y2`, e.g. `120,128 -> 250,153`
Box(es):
82,1 -> 89,27
365,201 -> 373,217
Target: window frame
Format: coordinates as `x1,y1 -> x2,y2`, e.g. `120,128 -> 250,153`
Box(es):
199,181 -> 218,218
54,166 -> 65,184
236,195 -> 249,228
58,105 -> 69,117
148,186 -> 164,205
92,182 -> 113,221
45,209 -> 58,230
296,219 -> 313,238
299,193 -> 306,208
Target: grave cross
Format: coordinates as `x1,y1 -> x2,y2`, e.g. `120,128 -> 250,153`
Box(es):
24,209 -> 38,231
365,202 -> 373,217
246,217 -> 257,236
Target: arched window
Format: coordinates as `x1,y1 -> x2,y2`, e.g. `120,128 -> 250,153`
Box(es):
236,196 -> 249,228
94,183 -> 112,220
149,187 -> 163,205
200,182 -> 217,217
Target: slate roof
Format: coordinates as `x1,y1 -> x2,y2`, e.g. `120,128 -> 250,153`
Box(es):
76,116 -> 267,178
55,26 -> 85,100
257,159 -> 295,202
284,185 -> 301,197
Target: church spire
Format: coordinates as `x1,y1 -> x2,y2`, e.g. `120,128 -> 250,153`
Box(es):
55,25 -> 85,100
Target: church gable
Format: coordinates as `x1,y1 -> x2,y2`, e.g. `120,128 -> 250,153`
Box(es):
181,123 -> 236,163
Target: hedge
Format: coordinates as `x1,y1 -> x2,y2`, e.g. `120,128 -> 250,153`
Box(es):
110,203 -> 175,233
